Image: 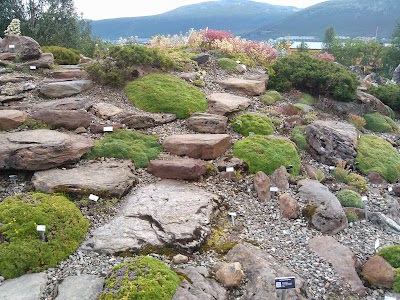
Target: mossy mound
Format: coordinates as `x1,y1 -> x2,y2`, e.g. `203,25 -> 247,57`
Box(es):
232,114 -> 275,136
41,45 -> 80,65
0,192 -> 89,279
363,112 -> 399,133
356,135 -> 400,183
125,73 -> 207,119
297,93 -> 315,106
395,269 -> 400,292
99,256 -> 180,300
217,58 -> 237,72
84,129 -> 162,168
290,126 -> 307,150
377,245 -> 400,268
233,135 -> 301,175
336,190 -> 363,208
260,90 -> 282,105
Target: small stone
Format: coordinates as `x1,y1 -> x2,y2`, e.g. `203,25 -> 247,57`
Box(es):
279,193 -> 300,219
172,254 -> 189,264
214,262 -> 244,287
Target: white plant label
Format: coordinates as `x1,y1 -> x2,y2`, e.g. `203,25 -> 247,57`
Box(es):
29,66 -> 37,70
8,45 -> 15,49
228,212 -> 237,217
103,126 -> 113,132
374,238 -> 380,251
388,186 -> 393,192
270,187 -> 279,192
226,167 -> 234,173
36,225 -> 46,232
362,196 -> 368,202
89,194 -> 99,201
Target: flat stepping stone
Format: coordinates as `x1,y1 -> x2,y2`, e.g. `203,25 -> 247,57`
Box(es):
186,112 -> 228,133
147,158 -> 207,180
33,97 -> 89,111
81,180 -> 218,254
32,109 -> 93,130
119,112 -> 176,129
0,110 -> 29,130
163,134 -> 231,159
217,78 -> 266,96
51,69 -> 89,80
0,272 -> 47,300
55,275 -> 104,300
32,160 -> 138,197
206,93 -> 251,115
39,80 -> 92,98
92,102 -> 123,118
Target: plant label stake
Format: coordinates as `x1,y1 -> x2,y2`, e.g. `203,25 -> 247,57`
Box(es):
9,175 -> 17,186
36,225 -> 46,242
226,166 -> 234,180
228,212 -> 236,226
8,45 -> 15,52
103,126 -> 113,132
388,186 -> 393,193
270,187 -> 279,199
275,277 -> 296,300
362,196 -> 368,221
329,166 -> 335,173
89,194 -> 99,202
29,66 -> 37,70
374,238 -> 380,253
248,132 -> 255,136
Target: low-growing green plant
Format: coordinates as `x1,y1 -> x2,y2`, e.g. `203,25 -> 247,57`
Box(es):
305,112 -> 319,123
377,245 -> 400,268
84,129 -> 162,168
368,84 -> 400,112
344,173 -> 368,194
217,57 -> 237,72
348,113 -> 366,130
314,169 -> 326,182
99,256 -> 180,300
233,135 -> 301,175
193,79 -> 205,87
41,46 -> 80,65
356,135 -> 400,183
0,192 -> 89,279
290,125 -> 307,150
394,269 -> 400,293
17,118 -> 52,130
297,93 -> 315,106
260,95 -> 276,105
265,90 -> 283,102
363,112 -> 399,133
232,114 -> 275,136
293,103 -> 305,111
345,211 -> 359,223
337,189 -> 363,208
125,73 -> 207,119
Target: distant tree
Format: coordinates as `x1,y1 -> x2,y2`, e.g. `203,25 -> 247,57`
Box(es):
382,18 -> 400,76
297,41 -> 309,52
323,26 -> 336,49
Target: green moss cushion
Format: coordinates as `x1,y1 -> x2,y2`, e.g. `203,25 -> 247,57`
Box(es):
291,126 -> 307,150
363,112 -> 399,133
336,190 -> 363,208
356,135 -> 400,183
0,193 -> 89,279
232,114 -> 275,136
233,135 -> 301,175
99,256 -> 180,300
125,73 -> 207,119
377,245 -> 400,268
217,58 -> 237,72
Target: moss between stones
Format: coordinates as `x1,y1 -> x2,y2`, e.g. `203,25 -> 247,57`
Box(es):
217,58 -> 238,72
394,269 -> 400,292
0,192 -> 89,279
233,135 -> 301,175
232,114 -> 275,136
302,205 -> 317,219
291,125 -> 307,150
297,93 -> 315,106
99,256 -> 180,300
336,190 -> 363,208
345,211 -> 359,223
125,73 -> 207,119
356,135 -> 400,183
84,129 -> 162,168
363,112 -> 399,133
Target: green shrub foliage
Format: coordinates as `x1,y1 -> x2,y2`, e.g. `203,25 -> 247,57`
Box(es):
377,245 -> 400,268
368,84 -> 400,112
84,130 -> 162,168
217,58 -> 237,72
291,125 -> 307,150
99,256 -> 180,300
297,93 -> 315,106
394,269 -> 400,293
41,46 -> 80,65
233,135 -> 301,175
0,193 -> 89,279
356,135 -> 400,183
125,73 -> 207,119
336,189 -> 363,208
232,114 -> 275,136
363,112 -> 399,133
268,53 -> 358,102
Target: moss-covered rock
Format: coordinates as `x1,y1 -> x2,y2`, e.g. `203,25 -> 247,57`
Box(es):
233,135 -> 300,175
125,73 -> 207,119
84,129 -> 162,168
232,114 -> 275,136
217,58 -> 237,72
363,112 -> 399,133
290,125 -> 307,150
377,245 -> 400,268
356,135 -> 400,183
0,192 -> 89,279
99,256 -> 180,300
336,190 -> 363,208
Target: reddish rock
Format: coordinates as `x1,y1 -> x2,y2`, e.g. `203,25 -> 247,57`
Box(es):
0,110 -> 29,130
33,98 -> 89,111
172,254 -> 189,264
186,113 -> 228,134
284,116 -> 306,128
304,164 -> 318,180
279,194 -> 300,219
367,172 -> 387,184
147,158 -> 207,180
52,69 -> 89,80
393,184 -> 400,197
90,124 -> 123,133
32,109 -> 92,130
214,262 -> 244,287
254,171 -> 271,201
162,134 -> 231,160
217,78 -> 265,96
276,104 -> 303,116
362,256 -> 394,289
270,166 -> 289,190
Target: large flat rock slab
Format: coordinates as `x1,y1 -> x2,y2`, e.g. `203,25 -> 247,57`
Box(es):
147,158 -> 207,180
33,97 -> 89,111
0,129 -> 93,170
0,272 -> 47,300
162,134 -> 231,159
32,160 -> 138,197
32,109 -> 92,130
39,80 -> 92,98
55,275 -> 104,300
81,180 -> 218,254
186,113 -> 228,133
0,110 -> 29,130
206,93 -> 251,115
217,78 -> 266,96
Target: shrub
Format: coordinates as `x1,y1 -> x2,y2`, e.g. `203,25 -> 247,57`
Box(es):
377,245 -> 400,268
314,52 -> 335,62
291,125 -> 307,150
232,114 -> 275,136
363,112 -> 399,133
268,53 -> 358,102
333,167 -> 349,182
344,173 -> 368,194
233,135 -> 301,175
348,113 -> 366,130
99,256 -> 180,300
0,192 -> 89,279
297,93 -> 315,106
41,46 -> 80,65
84,130 -> 162,168
217,58 -> 237,72
368,84 -> 400,112
336,189 -> 363,208
266,90 -> 283,102
125,73 -> 207,119
356,135 -> 400,183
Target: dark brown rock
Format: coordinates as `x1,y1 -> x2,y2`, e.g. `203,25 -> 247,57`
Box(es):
279,194 -> 300,219
284,116 -> 306,128
119,114 -> 155,129
186,113 -> 228,133
362,256 -> 394,289
0,110 -> 29,130
270,166 -> 289,190
367,172 -> 387,184
147,158 -> 207,180
32,109 -> 92,130
254,171 -> 270,201
276,104 -> 303,116
393,184 -> 400,197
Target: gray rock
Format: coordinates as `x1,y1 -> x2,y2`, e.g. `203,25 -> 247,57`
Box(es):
0,35 -> 41,60
186,113 -> 228,133
33,97 -> 89,111
298,179 -> 348,234
393,64 -> 400,84
81,180 -> 218,254
226,243 -> 308,300
217,78 -> 266,96
32,160 -> 137,197
39,80 -> 92,98
51,69 -> 89,80
118,112 -> 177,129
270,166 -> 289,190
0,110 -> 29,130
19,52 -> 54,69
192,54 -> 210,65
0,129 -> 93,170
0,74 -> 35,84
206,93 -> 251,115
56,275 -> 104,300
306,120 -> 358,165
32,109 -> 92,130
0,272 -> 47,300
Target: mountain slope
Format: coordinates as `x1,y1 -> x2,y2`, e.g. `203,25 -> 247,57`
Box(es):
91,0 -> 299,41
245,0 -> 400,40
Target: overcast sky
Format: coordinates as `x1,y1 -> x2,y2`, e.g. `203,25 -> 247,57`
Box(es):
74,0 -> 328,20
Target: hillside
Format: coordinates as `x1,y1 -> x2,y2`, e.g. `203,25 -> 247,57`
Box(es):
245,0 -> 400,40
91,0 -> 299,41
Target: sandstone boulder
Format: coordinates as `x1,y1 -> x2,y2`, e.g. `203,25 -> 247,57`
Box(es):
217,78 -> 265,96
33,97 -> 89,111
186,113 -> 228,133
206,93 -> 251,115
254,171 -> 270,201
0,272 -> 47,300
51,69 -> 89,80
56,275 -> 104,300
32,109 -> 92,130
270,166 -> 289,190
92,102 -> 123,118
0,110 -> 29,130
0,35 -> 41,60
172,254 -> 189,264
279,194 -> 300,219
362,256 -> 394,289
214,262 -> 244,287
147,158 -> 207,180
39,80 -> 92,98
